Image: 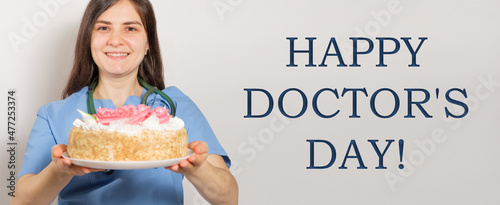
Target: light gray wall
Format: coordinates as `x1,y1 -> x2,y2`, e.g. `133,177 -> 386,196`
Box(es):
2,0 -> 499,204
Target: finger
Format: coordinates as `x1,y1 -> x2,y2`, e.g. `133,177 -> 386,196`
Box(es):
178,159 -> 196,173
198,142 -> 208,154
57,159 -> 91,175
55,159 -> 71,171
52,146 -> 62,158
83,168 -> 92,174
62,158 -> 73,166
52,144 -> 68,158
187,154 -> 203,167
188,154 -> 196,162
193,146 -> 201,155
71,168 -> 87,176
188,151 -> 209,167
168,164 -> 181,172
72,164 -> 105,173
180,159 -> 191,168
187,141 -> 198,149
71,166 -> 96,176
188,141 -> 208,154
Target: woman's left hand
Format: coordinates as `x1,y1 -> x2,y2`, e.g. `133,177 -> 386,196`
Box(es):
166,141 -> 239,204
166,141 -> 209,175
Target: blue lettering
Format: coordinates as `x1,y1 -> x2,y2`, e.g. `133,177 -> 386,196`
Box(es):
306,139 -> 337,169
401,37 -> 428,67
342,88 -> 368,118
368,139 -> 395,169
339,140 -> 367,169
319,37 -> 347,67
370,88 -> 400,118
445,88 -> 469,118
350,37 -> 374,67
405,88 -> 432,118
278,88 -> 308,118
244,88 -> 274,118
376,37 -> 400,67
286,37 -> 317,67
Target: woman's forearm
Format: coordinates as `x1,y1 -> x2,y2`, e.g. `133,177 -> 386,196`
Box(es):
12,144 -> 100,205
185,155 -> 239,205
11,162 -> 73,205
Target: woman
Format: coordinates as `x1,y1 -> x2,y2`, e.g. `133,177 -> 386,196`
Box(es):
12,0 -> 238,204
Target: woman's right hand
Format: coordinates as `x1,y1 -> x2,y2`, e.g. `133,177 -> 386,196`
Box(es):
51,144 -> 104,177
12,145 -> 105,204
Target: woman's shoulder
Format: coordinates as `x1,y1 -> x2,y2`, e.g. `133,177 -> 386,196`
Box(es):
161,86 -> 195,103
37,87 -> 89,117
47,87 -> 88,106
160,86 -> 202,114
162,86 -> 186,97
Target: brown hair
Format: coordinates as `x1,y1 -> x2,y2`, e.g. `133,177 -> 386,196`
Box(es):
62,0 -> 164,99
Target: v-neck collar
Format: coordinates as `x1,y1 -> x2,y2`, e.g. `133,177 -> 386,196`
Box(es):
92,87 -> 147,109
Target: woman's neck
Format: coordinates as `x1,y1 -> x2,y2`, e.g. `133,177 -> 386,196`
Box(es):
93,75 -> 143,108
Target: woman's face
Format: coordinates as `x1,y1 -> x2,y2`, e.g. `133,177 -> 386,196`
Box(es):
91,0 -> 149,78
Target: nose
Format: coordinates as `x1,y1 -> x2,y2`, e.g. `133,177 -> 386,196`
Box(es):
107,30 -> 124,47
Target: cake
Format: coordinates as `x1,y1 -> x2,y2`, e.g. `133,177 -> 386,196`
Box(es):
67,104 -> 187,161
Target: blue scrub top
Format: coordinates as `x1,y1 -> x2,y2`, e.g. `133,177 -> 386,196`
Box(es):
19,86 -> 230,205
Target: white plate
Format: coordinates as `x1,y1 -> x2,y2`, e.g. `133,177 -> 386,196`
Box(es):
62,149 -> 194,170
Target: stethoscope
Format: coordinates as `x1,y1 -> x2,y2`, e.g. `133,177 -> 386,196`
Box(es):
86,77 -> 176,116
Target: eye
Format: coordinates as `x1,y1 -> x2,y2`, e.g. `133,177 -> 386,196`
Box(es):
97,26 -> 109,31
126,27 -> 137,32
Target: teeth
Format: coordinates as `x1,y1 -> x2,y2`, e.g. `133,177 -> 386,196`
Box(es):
107,53 -> 129,57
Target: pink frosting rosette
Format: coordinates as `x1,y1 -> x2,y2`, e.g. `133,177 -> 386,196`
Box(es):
151,107 -> 172,124
93,104 -> 171,126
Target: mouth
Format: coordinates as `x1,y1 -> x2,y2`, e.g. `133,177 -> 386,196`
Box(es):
106,52 -> 130,57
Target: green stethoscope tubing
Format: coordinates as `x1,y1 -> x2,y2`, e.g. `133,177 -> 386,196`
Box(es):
87,77 -> 176,116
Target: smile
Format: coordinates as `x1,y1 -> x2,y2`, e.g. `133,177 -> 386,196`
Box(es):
106,52 -> 129,57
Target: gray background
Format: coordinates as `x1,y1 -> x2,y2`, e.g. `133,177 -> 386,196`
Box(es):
1,0 -> 499,204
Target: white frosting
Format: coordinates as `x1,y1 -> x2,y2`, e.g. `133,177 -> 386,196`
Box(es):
73,116 -> 185,133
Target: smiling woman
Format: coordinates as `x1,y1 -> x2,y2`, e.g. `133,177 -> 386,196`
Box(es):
90,0 -> 149,80
11,0 -> 238,205
62,0 -> 164,103
89,0 -> 151,107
